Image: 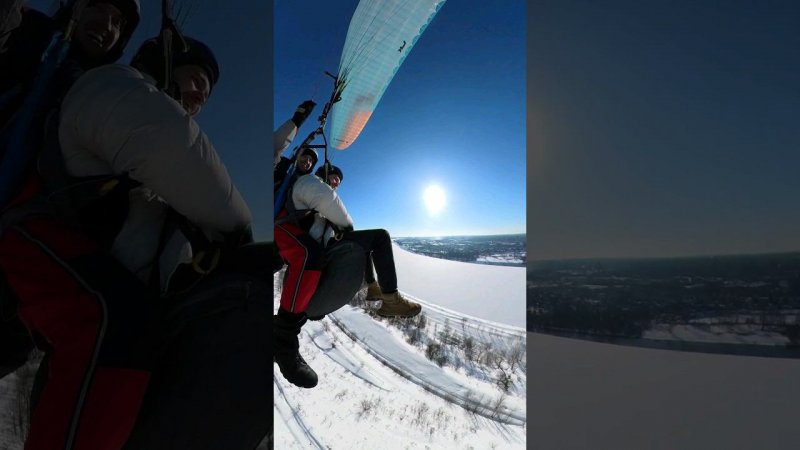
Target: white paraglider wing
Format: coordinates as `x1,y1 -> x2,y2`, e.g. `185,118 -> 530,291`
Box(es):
329,0 -> 446,150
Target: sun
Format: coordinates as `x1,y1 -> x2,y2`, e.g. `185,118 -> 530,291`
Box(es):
423,185 -> 446,215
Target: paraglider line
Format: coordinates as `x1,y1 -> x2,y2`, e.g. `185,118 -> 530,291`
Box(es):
274,72 -> 344,218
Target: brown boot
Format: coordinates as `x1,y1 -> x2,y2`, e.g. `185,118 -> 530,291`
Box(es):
376,290 -> 421,317
365,281 -> 382,300
364,281 -> 383,310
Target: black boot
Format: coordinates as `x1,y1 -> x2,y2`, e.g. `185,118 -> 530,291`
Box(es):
273,309 -> 318,388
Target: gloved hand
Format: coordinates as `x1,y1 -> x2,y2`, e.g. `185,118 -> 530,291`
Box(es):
291,100 -> 317,127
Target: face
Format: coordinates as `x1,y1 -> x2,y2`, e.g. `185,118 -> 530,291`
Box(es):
74,3 -> 124,60
297,153 -> 314,173
327,174 -> 342,190
174,65 -> 211,116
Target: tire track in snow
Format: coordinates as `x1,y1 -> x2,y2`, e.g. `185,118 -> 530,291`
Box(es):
304,320 -> 394,391
329,304 -> 526,426
273,375 -> 326,450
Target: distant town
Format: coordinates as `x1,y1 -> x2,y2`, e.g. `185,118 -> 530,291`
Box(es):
527,252 -> 800,355
395,234 -> 526,267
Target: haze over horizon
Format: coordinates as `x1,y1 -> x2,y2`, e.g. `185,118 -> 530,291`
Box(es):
527,0 -> 800,261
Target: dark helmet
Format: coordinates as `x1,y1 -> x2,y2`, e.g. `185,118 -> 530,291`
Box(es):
298,147 -> 318,168
315,163 -> 343,184
130,36 -> 220,91
56,0 -> 141,64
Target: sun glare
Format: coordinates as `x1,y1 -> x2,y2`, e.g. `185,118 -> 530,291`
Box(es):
423,185 -> 446,215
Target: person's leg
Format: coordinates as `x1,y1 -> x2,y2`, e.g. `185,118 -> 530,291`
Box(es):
274,222 -> 323,313
363,253 -> 382,302
304,240 -> 367,319
364,253 -> 376,284
342,229 -> 397,292
342,229 -> 421,318
123,273 -> 272,450
0,218 -> 152,450
273,222 -> 323,388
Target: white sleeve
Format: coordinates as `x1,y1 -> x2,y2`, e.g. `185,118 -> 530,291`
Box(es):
273,120 -> 298,166
60,65 -> 252,234
293,176 -> 354,229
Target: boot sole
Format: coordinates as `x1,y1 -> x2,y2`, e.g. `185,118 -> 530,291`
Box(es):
274,358 -> 319,388
276,368 -> 318,388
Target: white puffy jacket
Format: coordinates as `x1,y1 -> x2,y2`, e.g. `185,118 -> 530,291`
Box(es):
59,64 -> 251,289
273,119 -> 297,166
291,174 -> 353,246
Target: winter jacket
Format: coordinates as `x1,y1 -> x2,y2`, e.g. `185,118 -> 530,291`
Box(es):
273,119 -> 297,166
291,173 -> 353,246
59,64 -> 252,289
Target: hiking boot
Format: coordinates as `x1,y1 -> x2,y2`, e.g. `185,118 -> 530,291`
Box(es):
274,351 -> 318,389
376,290 -> 421,318
364,281 -> 383,310
365,281 -> 382,300
274,309 -> 318,388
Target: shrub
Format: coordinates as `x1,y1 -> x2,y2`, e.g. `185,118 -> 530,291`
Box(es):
425,341 -> 446,367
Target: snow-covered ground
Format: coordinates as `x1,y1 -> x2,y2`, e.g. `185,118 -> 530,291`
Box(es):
0,354 -> 40,449
529,332 -> 800,450
393,244 -> 526,328
274,244 -> 527,449
1,245 -> 527,449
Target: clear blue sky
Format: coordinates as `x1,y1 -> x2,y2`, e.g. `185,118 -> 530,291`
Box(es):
274,1 -> 527,238
528,0 -> 800,260
29,0 -> 274,238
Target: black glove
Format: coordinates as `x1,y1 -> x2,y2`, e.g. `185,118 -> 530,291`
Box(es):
291,100 -> 317,127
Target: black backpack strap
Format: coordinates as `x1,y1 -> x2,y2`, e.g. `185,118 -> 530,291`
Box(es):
277,180 -> 316,231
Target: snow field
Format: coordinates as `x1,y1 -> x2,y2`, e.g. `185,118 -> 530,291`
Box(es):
274,246 -> 527,448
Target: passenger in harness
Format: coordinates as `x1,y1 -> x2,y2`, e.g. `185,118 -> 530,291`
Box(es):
273,149 -> 353,388
273,158 -> 423,390
0,0 -> 141,385
313,163 -> 422,319
0,32 -> 271,449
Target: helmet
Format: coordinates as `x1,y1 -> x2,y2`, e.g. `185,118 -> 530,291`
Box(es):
315,163 -> 343,184
131,36 -> 220,91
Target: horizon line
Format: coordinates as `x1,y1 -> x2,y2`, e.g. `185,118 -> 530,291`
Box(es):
394,232 -> 526,239
528,249 -> 800,265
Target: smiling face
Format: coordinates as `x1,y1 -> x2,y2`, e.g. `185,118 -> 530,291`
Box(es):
73,3 -> 125,60
327,174 -> 341,190
173,64 -> 211,116
297,153 -> 315,173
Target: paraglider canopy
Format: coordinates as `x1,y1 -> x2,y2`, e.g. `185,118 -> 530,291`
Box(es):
329,0 -> 446,150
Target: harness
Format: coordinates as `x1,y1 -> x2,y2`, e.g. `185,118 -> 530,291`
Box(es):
274,170 -> 315,230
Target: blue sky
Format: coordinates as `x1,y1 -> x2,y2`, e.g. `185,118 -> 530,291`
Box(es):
29,0 -> 274,238
528,0 -> 800,260
274,0 -> 527,238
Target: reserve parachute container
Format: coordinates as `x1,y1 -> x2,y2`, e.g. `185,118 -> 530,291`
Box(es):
329,0 -> 446,150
